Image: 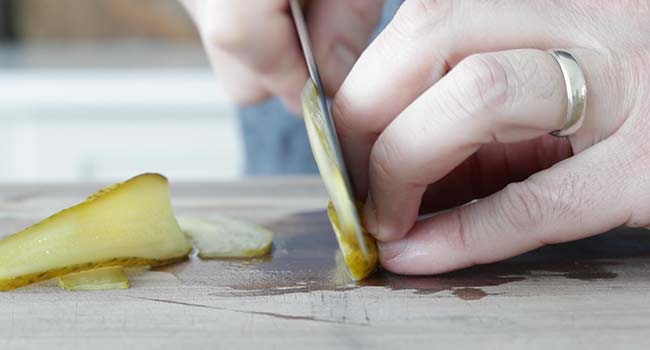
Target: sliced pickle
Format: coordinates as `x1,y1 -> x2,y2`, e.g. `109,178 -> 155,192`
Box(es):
58,266 -> 129,291
0,173 -> 191,291
301,80 -> 378,280
327,202 -> 378,281
179,216 -> 273,258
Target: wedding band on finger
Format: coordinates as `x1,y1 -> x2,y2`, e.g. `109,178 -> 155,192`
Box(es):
548,50 -> 587,137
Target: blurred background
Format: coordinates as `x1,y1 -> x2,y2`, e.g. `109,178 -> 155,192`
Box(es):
0,0 -> 242,183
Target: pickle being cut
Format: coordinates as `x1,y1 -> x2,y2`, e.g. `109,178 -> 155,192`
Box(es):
0,173 -> 192,291
58,266 -> 129,291
327,202 -> 378,280
301,80 -> 378,280
179,216 -> 273,258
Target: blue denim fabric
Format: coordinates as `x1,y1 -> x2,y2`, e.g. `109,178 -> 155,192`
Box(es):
238,0 -> 403,175
239,98 -> 319,175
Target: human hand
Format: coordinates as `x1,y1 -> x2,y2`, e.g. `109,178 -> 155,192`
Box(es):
180,0 -> 384,113
332,0 -> 650,274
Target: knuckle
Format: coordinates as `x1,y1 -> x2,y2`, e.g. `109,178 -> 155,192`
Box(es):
390,0 -> 451,38
452,54 -> 511,113
547,173 -> 591,223
446,207 -> 473,254
500,173 -> 592,244
370,136 -> 403,185
499,181 -> 548,234
371,120 -> 429,186
514,51 -> 563,102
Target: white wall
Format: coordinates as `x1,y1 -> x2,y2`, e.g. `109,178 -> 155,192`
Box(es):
0,68 -> 242,182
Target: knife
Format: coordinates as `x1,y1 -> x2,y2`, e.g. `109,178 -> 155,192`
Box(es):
289,0 -> 369,257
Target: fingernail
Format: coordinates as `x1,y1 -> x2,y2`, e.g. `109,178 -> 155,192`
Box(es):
378,239 -> 408,261
363,194 -> 378,235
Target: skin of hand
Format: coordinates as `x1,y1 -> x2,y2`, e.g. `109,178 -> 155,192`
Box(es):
332,0 -> 650,274
179,0 -> 384,114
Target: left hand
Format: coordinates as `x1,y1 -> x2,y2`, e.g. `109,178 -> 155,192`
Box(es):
331,0 -> 650,274
179,0 -> 383,113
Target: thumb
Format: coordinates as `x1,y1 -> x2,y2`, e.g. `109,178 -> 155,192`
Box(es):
307,0 -> 385,96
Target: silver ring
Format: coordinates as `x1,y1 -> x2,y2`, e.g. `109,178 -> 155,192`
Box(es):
548,50 -> 587,137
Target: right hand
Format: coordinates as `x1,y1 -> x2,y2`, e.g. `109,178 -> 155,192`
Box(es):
180,0 -> 384,114
331,0 -> 650,275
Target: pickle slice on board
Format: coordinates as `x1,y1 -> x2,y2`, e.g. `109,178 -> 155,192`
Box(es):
58,266 -> 129,291
179,216 -> 273,258
0,173 -> 191,291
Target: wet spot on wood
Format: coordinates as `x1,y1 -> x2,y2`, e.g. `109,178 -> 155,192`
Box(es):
452,288 -> 488,301
167,210 -> 650,299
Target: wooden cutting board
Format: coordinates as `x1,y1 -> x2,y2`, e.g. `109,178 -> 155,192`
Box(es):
1,177 -> 649,349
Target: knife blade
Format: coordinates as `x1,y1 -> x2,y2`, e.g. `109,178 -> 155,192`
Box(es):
289,0 -> 369,258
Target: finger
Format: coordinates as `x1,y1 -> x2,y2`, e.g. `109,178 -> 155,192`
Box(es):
365,49 -> 569,240
180,0 -> 271,105
378,134 -> 640,275
418,136 -> 573,214
332,0 -> 571,197
197,0 -> 307,112
204,49 -> 272,106
365,48 -> 604,242
307,0 -> 384,96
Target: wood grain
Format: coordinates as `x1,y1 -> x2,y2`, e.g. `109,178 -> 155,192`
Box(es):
1,177 -> 649,349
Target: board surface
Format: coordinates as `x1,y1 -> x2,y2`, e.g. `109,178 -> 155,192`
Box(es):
1,177 -> 649,349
